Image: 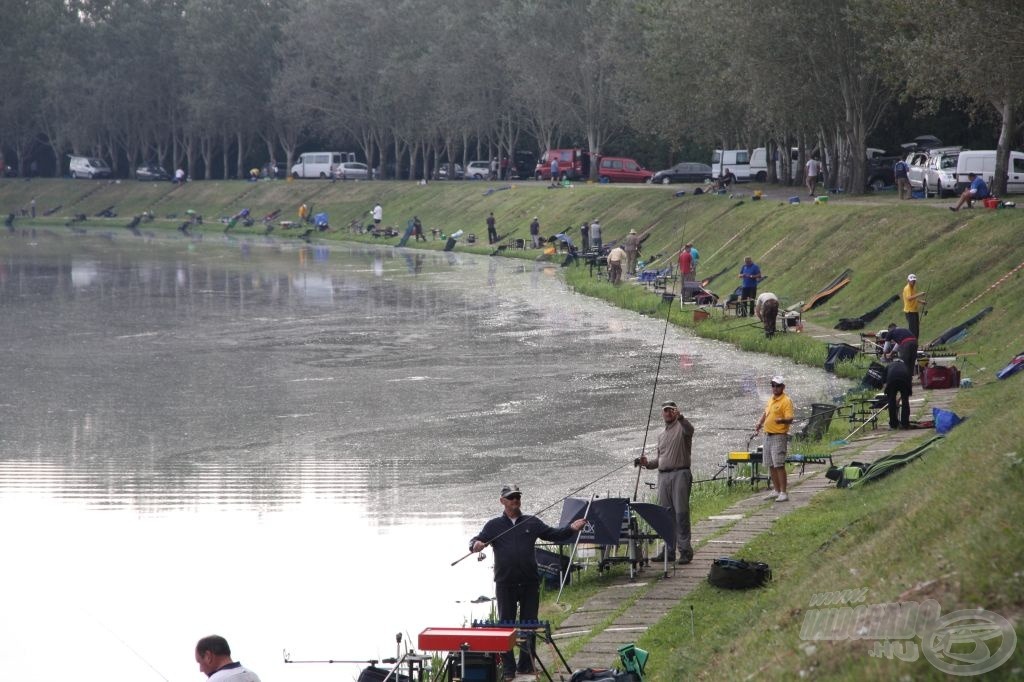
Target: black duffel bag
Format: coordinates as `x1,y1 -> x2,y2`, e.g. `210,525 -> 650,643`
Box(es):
708,557 -> 772,589
569,669 -> 640,682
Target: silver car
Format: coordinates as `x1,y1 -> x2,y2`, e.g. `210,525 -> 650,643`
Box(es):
465,160 -> 493,179
923,151 -> 959,198
333,162 -> 370,180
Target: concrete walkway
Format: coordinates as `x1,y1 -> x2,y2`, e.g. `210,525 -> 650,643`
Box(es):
530,321 -> 958,677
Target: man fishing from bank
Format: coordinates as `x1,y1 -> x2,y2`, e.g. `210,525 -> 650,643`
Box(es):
637,400 -> 696,564
470,485 -> 587,681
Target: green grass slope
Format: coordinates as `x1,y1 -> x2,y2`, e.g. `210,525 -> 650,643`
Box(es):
3,178 -> 1023,678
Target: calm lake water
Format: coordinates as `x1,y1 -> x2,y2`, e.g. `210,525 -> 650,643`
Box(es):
0,231 -> 845,681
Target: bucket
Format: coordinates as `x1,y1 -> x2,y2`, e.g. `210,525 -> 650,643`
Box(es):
814,195 -> 828,204
910,189 -> 925,199
983,197 -> 999,209
694,309 -> 711,324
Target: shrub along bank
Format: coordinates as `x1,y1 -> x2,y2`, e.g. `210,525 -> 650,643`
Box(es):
3,178 -> 1023,678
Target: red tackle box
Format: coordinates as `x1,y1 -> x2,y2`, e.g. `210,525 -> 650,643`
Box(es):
920,365 -> 961,389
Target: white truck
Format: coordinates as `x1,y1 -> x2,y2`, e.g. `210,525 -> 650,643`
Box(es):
954,150 -> 1024,194
290,151 -> 357,179
711,148 -> 767,182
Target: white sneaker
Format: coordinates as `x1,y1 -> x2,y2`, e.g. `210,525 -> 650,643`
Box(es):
776,492 -> 789,502
764,491 -> 778,500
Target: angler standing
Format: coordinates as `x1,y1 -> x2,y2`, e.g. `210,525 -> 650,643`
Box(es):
470,485 -> 586,681
754,376 -> 794,502
638,400 -> 696,564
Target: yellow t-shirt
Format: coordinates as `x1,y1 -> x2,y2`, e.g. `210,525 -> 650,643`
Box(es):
903,283 -> 920,313
763,393 -> 794,435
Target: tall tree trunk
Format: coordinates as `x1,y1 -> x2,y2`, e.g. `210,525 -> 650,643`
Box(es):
992,97 -> 1016,196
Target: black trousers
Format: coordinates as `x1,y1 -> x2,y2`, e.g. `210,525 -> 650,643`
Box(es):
905,312 -> 920,339
741,286 -> 757,316
495,581 -> 539,673
885,379 -> 912,428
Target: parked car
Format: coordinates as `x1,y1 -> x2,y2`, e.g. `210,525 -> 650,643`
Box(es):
904,151 -> 930,191
437,163 -> 464,180
465,161 -> 492,179
597,156 -> 653,183
907,146 -> 960,191
650,162 -> 713,184
135,164 -> 171,181
923,151 -> 960,198
69,155 -> 112,179
865,156 -> 900,191
333,161 -> 370,180
535,149 -> 591,181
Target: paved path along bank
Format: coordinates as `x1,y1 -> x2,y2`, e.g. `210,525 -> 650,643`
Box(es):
534,322 -> 958,676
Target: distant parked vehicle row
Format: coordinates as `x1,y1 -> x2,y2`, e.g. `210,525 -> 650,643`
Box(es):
534,149 -> 653,183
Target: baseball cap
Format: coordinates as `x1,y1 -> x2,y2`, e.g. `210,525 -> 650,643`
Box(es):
907,274 -> 917,282
661,400 -> 678,410
770,375 -> 785,386
500,485 -> 521,499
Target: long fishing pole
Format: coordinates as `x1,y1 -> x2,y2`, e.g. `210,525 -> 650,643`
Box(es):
451,460 -> 632,566
633,226 -> 691,501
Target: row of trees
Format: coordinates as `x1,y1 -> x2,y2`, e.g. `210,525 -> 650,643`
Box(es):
1,0 -> 1021,193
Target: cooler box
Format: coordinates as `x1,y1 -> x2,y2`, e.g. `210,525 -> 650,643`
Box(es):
920,365 -> 960,389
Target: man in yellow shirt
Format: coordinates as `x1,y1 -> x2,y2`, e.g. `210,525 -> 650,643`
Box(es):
902,274 -> 926,338
754,376 -> 794,502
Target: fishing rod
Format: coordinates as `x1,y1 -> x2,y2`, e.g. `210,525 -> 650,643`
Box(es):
633,286 -> 675,501
450,460 -> 632,566
633,225 -> 692,500
556,493 -> 595,604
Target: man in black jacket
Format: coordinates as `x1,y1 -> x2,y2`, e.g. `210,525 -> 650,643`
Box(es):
470,486 -> 586,680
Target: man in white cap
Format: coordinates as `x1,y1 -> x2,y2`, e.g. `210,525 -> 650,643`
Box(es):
754,376 -> 794,501
624,229 -> 640,277
638,400 -> 696,563
902,274 -> 926,339
470,485 -> 586,680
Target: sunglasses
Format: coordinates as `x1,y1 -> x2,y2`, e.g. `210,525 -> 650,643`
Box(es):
504,494 -> 521,501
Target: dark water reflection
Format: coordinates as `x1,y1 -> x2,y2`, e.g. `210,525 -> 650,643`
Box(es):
0,233 -> 845,681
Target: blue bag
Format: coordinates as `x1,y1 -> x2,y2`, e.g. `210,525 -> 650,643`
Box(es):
932,408 -> 963,435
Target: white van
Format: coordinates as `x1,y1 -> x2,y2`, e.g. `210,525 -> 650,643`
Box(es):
68,155 -> 112,179
712,148 -> 767,182
290,151 -> 356,179
955,150 -> 1024,194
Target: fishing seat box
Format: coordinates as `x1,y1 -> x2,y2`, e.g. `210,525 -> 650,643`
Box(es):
920,365 -> 960,389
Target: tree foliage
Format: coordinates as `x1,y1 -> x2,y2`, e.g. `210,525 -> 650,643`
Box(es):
0,0 -> 1017,191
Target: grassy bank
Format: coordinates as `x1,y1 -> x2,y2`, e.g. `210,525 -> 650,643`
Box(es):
3,178 -> 1023,678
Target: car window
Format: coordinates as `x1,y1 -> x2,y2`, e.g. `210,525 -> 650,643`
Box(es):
736,151 -> 749,164
625,160 -> 638,171
1014,158 -> 1024,173
332,155 -> 341,164
559,151 -> 572,162
941,156 -> 957,169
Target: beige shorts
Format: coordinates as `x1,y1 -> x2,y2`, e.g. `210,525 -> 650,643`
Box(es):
763,433 -> 789,468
